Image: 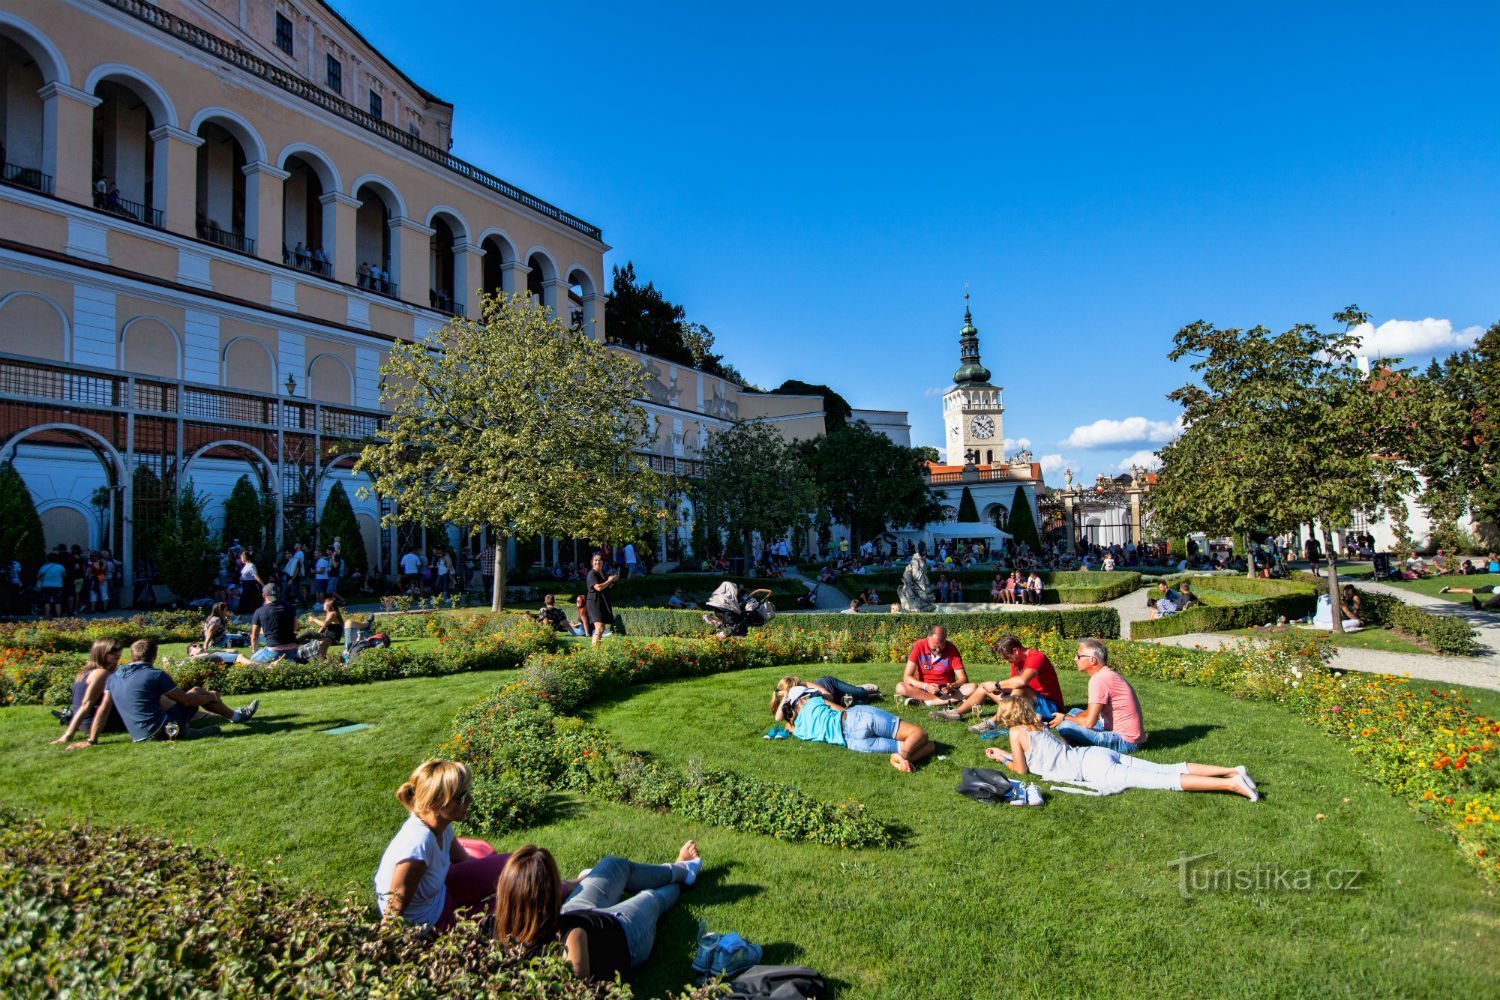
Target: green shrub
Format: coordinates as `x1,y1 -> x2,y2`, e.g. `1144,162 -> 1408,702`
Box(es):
0,609 -> 204,652
0,809 -> 718,998
1129,577 -> 1318,639
617,606 -> 1121,640
1350,588 -> 1477,656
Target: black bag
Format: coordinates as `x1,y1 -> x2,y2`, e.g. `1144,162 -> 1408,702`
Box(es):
955,766 -> 1020,805
725,965 -> 829,999
345,633 -> 390,658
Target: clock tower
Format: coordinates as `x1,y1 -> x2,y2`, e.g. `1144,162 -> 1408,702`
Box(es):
942,300 -> 1004,465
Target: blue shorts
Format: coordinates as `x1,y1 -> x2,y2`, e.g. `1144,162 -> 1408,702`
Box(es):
250,646 -> 296,663
841,705 -> 902,754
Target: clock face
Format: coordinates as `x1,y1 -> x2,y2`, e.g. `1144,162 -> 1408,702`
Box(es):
970,415 -> 995,439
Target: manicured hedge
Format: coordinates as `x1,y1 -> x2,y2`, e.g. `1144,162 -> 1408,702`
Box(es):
614,606 -> 1121,640
443,632 -> 901,849
0,609 -> 203,652
1286,573 -> 1478,657
1129,577 -> 1318,640
821,569 -> 1141,605
0,809 -> 715,999
523,573 -> 807,608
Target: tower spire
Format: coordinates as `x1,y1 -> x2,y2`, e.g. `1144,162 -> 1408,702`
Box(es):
953,288 -> 992,386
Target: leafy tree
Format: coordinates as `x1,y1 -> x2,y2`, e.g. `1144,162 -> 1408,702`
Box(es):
956,487 -> 979,523
1152,306 -> 1415,629
770,380 -> 852,432
155,484 -> 217,599
603,262 -> 743,381
356,292 -> 668,610
0,462 -> 45,573
1006,486 -> 1043,554
318,481 -> 367,578
221,475 -> 272,554
795,421 -> 942,548
1405,322 -> 1500,544
693,421 -> 814,559
916,445 -> 942,464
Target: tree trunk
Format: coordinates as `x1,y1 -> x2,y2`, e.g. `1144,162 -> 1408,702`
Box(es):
1319,520 -> 1342,634
1244,531 -> 1255,580
490,535 -> 507,612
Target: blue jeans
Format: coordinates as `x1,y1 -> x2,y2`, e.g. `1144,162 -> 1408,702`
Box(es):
841,704 -> 901,754
815,676 -> 874,705
561,856 -> 683,966
1054,717 -> 1141,754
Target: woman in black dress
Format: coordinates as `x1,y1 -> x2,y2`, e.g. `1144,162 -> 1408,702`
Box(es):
584,553 -> 618,646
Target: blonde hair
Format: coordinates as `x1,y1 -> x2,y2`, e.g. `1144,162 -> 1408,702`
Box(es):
771,675 -> 803,717
395,759 -> 472,815
83,638 -> 122,676
993,691 -> 1041,730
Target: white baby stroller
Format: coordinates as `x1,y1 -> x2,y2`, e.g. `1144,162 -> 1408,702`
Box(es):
703,582 -> 776,638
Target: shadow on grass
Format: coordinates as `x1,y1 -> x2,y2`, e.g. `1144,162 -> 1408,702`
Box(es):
1143,724 -> 1220,750
199,717 -> 330,738
691,861 -> 766,907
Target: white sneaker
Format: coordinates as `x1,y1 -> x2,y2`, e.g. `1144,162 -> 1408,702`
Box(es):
1235,765 -> 1257,792
1233,774 -> 1260,802
1025,782 -> 1044,807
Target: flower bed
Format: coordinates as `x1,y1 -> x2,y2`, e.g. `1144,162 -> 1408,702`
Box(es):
0,609 -> 203,652
1010,627 -> 1500,880
0,809 -> 714,999
443,631 -> 900,849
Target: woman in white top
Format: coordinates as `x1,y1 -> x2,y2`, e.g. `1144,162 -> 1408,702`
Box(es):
983,692 -> 1258,800
236,551 -> 264,616
374,759 -> 511,931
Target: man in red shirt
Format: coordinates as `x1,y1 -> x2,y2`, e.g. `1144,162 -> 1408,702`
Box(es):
930,633 -> 1066,728
897,625 -> 976,706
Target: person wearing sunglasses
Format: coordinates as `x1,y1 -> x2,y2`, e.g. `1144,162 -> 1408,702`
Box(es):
1047,638 -> 1147,753
375,759 -> 512,932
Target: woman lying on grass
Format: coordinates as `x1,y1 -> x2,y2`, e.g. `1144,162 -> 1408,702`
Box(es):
772,675 -> 933,772
984,691 -> 1259,800
494,841 -> 701,983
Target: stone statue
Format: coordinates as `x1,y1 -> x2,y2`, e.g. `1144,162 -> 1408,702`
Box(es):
898,551 -> 938,612
1064,468 -> 1074,490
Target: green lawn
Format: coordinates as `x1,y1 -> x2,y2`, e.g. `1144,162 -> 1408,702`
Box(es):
1382,572 -> 1500,604
1225,625 -> 1436,656
3,664 -> 1498,998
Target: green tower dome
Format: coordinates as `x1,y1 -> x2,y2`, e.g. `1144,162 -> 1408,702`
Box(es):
952,303 -> 992,385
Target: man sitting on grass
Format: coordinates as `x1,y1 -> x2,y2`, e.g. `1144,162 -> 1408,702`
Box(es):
931,633 -> 1066,729
249,584 -> 302,663
95,639 -> 258,743
531,593 -> 572,633
896,625 -> 975,706
1048,638 -> 1147,753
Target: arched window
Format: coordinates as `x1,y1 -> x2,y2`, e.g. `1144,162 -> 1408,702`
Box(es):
194,120 -> 250,251
223,337 -> 274,392
307,354 -> 352,405
91,77 -> 161,224
0,34 -> 47,190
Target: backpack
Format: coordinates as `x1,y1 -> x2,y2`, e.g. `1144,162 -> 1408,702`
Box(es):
955,767 -> 1022,805
345,633 -> 390,658
724,966 -> 829,999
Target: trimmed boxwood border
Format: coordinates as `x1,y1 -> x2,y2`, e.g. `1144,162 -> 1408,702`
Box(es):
1129,577 -> 1319,640
614,606 -> 1121,640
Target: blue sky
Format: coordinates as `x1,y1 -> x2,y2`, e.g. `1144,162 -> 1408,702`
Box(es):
347,0 -> 1499,481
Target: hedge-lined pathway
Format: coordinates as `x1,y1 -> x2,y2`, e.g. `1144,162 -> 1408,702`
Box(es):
1140,581 -> 1500,692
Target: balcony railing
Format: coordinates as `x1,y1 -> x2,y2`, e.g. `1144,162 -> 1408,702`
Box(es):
99,0 -> 603,242
357,274 -> 399,299
283,248 -> 333,276
637,453 -> 702,478
100,193 -> 163,228
1,162 -> 53,195
430,295 -> 465,317
925,467 -> 1032,486
197,220 -> 255,256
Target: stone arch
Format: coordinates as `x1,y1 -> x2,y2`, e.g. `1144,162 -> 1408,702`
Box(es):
276,143 -> 341,192
348,173 -> 406,218
119,315 -> 182,379
424,205 -> 469,240
306,353 -> 353,405
0,13 -> 69,85
523,246 -> 558,282
565,264 -> 596,333
479,228 -> 517,298
426,208 -> 467,312
982,502 -> 1009,530
221,336 -> 277,393
85,63 -> 177,127
182,439 -> 277,496
0,422 -> 127,480
0,291 -> 69,360
525,247 -> 557,307
188,107 -> 267,163
38,502 -> 92,550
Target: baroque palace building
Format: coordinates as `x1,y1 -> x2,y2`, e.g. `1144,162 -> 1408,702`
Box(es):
0,0 -> 825,599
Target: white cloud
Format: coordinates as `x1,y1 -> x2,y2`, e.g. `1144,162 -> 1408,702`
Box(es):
1061,416 -> 1183,449
1039,453 -> 1074,476
1114,449 -> 1163,473
1002,437 -> 1032,452
922,386 -> 946,397
1350,318 -> 1481,359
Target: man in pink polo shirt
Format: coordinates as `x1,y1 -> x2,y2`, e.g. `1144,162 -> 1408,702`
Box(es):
1049,637 -> 1146,753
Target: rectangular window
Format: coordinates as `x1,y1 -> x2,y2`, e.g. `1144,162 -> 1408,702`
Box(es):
274,13 -> 293,55
369,91 -> 382,120
325,55 -> 342,94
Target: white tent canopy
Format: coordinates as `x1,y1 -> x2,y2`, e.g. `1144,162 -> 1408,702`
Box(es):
913,522 -> 1012,540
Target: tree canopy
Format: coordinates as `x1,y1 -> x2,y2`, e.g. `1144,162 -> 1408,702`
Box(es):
1006,486 -> 1043,554
318,481 -> 367,578
1148,306 -> 1415,623
356,292 -> 671,608
0,462 -> 45,573
796,421 -> 942,547
603,262 -> 744,383
691,421 -> 814,558
769,380 -> 852,432
956,487 -> 979,523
